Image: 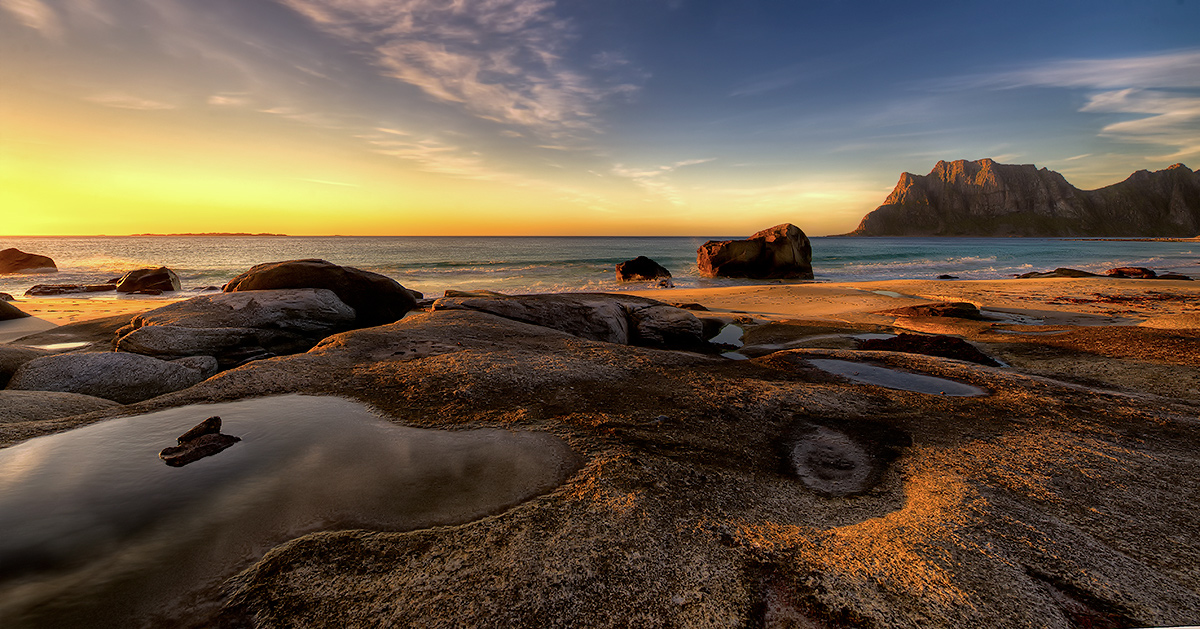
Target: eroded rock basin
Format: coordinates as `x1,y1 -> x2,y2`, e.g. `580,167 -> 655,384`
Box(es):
0,395 -> 579,628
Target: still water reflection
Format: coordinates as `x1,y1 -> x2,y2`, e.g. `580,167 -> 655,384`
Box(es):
0,395 -> 579,628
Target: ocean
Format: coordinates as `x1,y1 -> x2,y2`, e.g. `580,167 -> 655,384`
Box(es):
1,236 -> 1197,299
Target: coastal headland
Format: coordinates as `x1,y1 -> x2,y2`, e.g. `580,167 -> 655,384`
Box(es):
2,270 -> 1199,628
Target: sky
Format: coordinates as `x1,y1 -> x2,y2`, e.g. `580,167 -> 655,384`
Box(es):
1,0 -> 1199,237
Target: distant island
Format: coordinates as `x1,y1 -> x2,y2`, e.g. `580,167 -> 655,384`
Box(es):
846,159 -> 1200,237
128,232 -> 289,237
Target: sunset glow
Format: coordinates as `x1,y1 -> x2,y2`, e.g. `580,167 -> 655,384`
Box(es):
2,0 -> 1198,236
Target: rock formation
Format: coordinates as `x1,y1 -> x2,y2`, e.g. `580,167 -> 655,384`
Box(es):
0,248 -> 56,274
25,284 -> 117,296
223,259 -> 417,327
849,159 -> 1200,237
697,223 -> 814,279
116,267 -> 181,293
616,256 -> 672,282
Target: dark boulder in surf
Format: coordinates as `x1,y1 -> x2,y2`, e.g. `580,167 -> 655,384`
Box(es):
616,256 -> 672,282
697,224 -> 814,280
116,267 -> 182,293
224,259 -> 417,327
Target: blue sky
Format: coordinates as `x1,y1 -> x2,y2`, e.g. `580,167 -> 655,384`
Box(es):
2,0 -> 1198,235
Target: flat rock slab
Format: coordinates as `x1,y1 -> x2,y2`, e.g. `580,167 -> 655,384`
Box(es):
0,390 -> 121,423
131,289 -> 356,334
7,351 -> 212,404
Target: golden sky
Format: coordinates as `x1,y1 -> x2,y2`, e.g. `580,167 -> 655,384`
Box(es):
2,0 -> 1196,236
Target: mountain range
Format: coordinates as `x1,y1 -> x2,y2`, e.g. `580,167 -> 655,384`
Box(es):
847,159 -> 1200,237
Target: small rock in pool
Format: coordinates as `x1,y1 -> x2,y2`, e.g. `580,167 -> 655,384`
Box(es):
160,416 -> 240,467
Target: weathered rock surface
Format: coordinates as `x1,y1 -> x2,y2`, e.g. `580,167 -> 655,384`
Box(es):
0,345 -> 52,387
115,267 -> 181,293
1,300 -> 30,321
0,390 -> 120,423
849,159 -> 1200,237
223,259 -> 417,326
432,292 -> 704,348
0,248 -> 56,274
4,302 -> 1200,628
697,223 -> 814,279
6,351 -> 212,404
112,289 -> 360,368
616,256 -> 672,282
0,292 -> 14,301
128,289 -> 356,335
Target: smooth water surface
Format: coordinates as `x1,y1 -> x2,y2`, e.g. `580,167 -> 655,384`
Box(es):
0,395 -> 579,628
807,359 -> 987,397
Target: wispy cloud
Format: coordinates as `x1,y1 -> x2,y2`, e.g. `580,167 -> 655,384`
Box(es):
954,49 -> 1200,91
277,0 -> 641,140
0,0 -> 61,39
943,49 -> 1200,160
359,128 -> 510,181
85,93 -> 175,110
612,158 -> 715,205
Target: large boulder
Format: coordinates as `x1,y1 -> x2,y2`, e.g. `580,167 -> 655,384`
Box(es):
127,289 -> 356,334
697,223 -> 814,279
114,289 -> 358,364
6,351 -> 213,404
0,390 -> 121,423
0,248 -> 56,274
1,300 -> 31,321
616,256 -> 672,282
116,267 -> 181,293
223,259 -> 417,326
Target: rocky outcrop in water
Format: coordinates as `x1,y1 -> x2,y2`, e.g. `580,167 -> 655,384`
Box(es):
25,284 -> 117,296
223,259 -> 417,327
159,415 -> 240,467
0,248 -> 56,274
616,256 -> 672,282
849,159 -> 1200,237
697,223 -> 814,279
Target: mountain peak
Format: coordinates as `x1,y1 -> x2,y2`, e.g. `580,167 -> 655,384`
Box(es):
848,160 -> 1199,237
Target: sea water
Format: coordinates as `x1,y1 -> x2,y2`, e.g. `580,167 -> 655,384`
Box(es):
1,236 -> 1196,299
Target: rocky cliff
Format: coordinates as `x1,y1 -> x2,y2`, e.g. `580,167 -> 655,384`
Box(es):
848,159 -> 1200,237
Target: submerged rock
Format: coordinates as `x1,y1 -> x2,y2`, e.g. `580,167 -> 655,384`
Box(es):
25,284 -> 116,296
697,223 -> 814,279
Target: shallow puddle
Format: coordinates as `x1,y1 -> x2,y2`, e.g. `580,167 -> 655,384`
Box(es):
806,358 -> 987,397
710,323 -> 744,347
27,341 -> 91,351
0,395 -> 579,628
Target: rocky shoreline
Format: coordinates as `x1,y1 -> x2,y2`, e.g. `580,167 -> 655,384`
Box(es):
2,264 -> 1199,627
